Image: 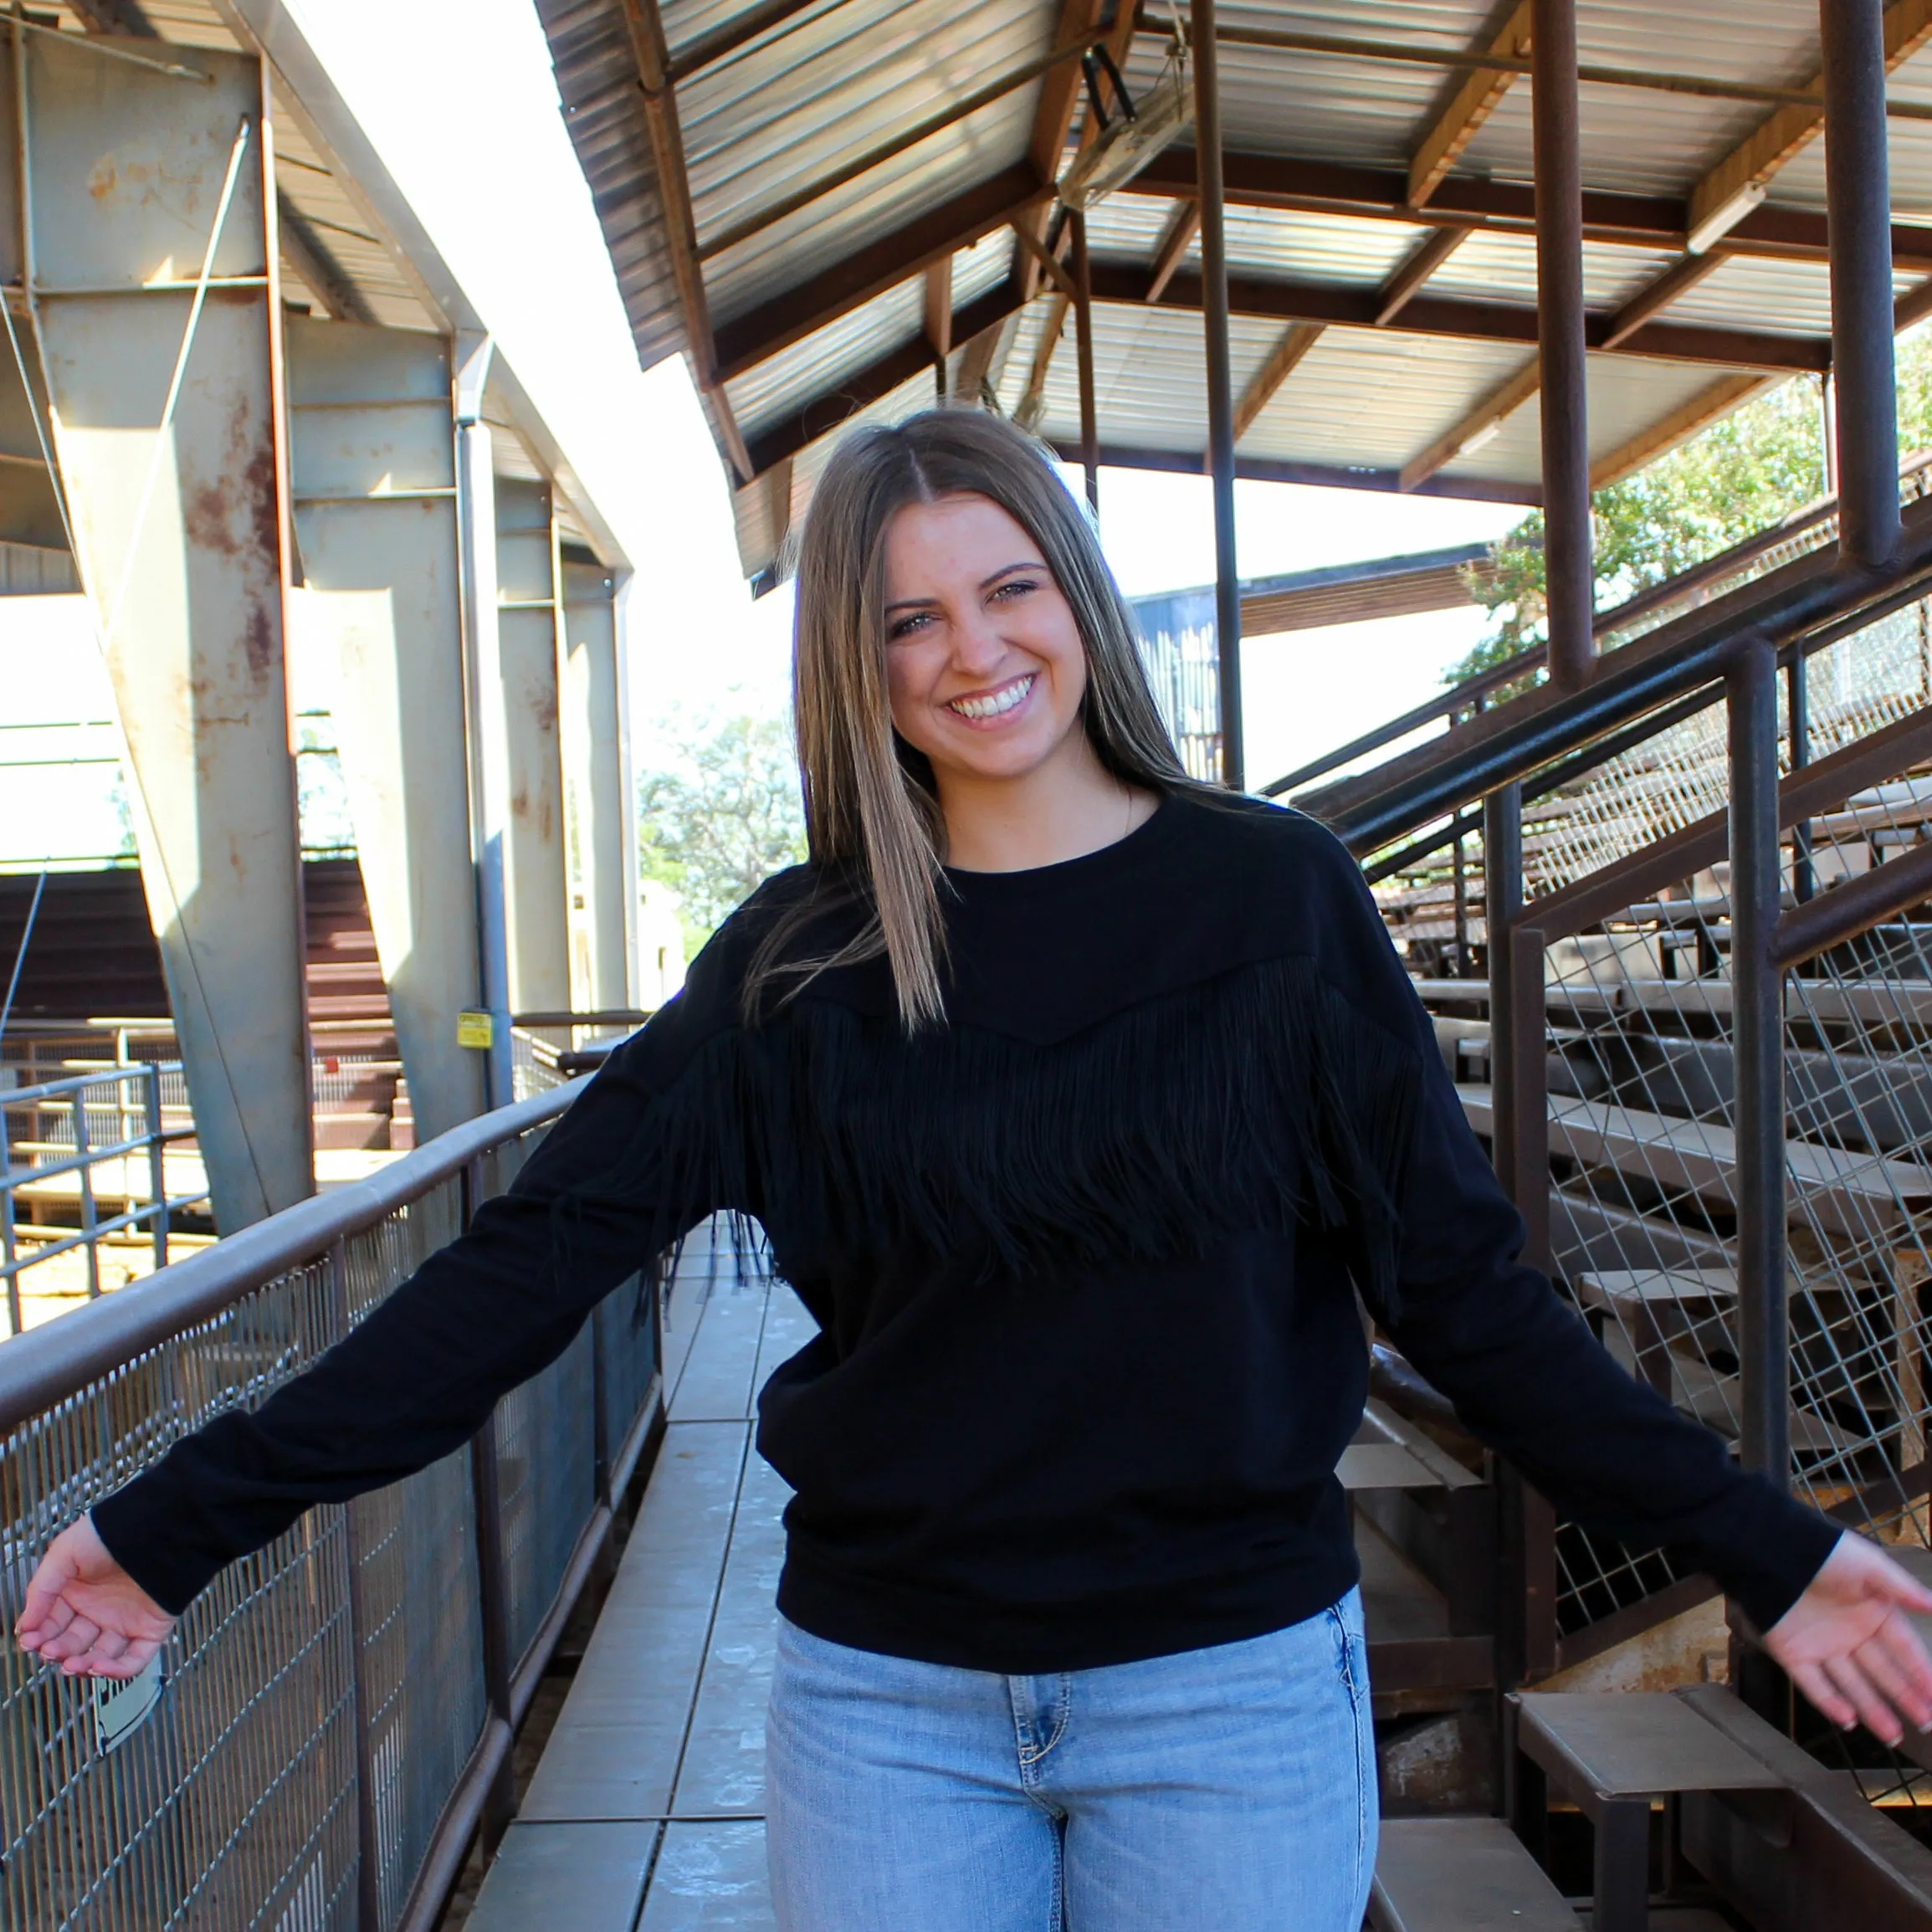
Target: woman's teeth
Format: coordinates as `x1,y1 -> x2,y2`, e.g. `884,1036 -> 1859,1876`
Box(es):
948,675 -> 1035,721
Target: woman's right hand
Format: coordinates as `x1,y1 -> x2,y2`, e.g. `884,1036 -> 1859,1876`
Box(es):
14,1514 -> 175,1679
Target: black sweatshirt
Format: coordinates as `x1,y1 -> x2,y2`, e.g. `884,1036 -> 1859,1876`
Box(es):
94,793 -> 1840,1671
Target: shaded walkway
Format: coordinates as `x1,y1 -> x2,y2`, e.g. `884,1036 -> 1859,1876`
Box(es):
470,1226 -> 804,1929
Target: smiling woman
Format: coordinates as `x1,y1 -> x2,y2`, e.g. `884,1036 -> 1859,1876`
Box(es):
18,410 -> 1931,1932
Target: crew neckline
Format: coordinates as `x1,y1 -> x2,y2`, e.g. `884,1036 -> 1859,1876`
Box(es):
940,792 -> 1185,899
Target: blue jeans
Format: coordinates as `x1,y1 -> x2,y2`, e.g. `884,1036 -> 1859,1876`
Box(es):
765,1588 -> 1376,1931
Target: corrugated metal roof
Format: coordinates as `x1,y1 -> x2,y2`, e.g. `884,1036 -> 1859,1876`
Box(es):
531,0 -> 1924,582
688,0 -> 1046,322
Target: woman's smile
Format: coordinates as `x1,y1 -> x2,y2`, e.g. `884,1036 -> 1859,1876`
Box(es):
945,672 -> 1038,725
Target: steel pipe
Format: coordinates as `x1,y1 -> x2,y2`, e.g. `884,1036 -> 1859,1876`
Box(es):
1820,0 -> 1901,568
1071,208 -> 1099,511
1193,0 -> 1244,790
1772,831 -> 1932,967
1787,653 -> 1815,902
1728,638 -> 1790,1485
1532,0 -> 1595,691
1484,784 -> 1524,1199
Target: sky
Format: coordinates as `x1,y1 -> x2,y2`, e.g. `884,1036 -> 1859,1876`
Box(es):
0,0 -> 1526,861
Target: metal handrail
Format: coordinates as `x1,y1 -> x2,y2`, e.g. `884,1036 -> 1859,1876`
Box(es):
1320,498 -> 1932,857
1261,449 -> 1932,804
0,1078 -> 587,1433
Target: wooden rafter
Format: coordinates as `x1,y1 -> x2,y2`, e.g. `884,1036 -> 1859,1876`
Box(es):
1010,220 -> 1078,300
1015,294 -> 1073,431
665,0 -> 828,85
1686,0 -> 1932,238
1400,355 -> 1543,492
713,167 -> 1053,381
1122,149 -> 1932,273
1597,249 -> 1729,351
1588,373 -> 1773,490
705,24 -> 1113,265
925,257 -> 954,361
1408,0 -> 1534,206
1093,263 -> 1831,372
741,278 -> 1029,480
1232,324 -> 1323,443
616,0 -> 752,479
1376,227 -> 1468,325
1147,201 -> 1202,302
951,318 -> 1008,408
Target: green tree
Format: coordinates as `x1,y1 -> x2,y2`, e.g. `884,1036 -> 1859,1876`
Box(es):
637,708 -> 808,954
1449,325 -> 1932,689
1446,372 -> 1832,686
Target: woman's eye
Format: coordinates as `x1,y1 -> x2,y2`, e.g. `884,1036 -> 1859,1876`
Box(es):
992,579 -> 1038,603
888,612 -> 933,639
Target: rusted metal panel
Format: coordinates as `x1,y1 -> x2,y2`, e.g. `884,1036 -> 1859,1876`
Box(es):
286,314 -> 489,1142
559,556 -> 629,1013
23,30 -> 312,1227
495,475 -> 571,1015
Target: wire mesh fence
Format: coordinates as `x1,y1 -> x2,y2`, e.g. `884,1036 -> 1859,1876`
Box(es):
0,1079 -> 664,1932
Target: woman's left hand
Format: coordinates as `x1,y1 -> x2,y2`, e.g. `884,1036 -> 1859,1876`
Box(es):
1765,1531 -> 1932,1745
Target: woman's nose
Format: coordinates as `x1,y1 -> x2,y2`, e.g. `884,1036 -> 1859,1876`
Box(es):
949,606 -> 1007,674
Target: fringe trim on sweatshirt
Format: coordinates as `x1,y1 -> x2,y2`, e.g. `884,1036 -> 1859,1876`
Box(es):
555,954 -> 1424,1323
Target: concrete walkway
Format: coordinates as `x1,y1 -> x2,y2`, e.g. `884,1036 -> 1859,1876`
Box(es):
469,1225 -> 805,1929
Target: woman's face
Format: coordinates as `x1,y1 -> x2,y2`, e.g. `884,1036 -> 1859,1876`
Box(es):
879,492 -> 1089,789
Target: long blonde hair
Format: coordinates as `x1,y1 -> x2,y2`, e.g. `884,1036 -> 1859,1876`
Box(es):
746,409 -> 1212,1028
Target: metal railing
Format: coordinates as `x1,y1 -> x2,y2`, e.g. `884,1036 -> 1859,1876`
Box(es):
0,1078 -> 664,1932
0,1063 -> 207,1335
1369,601 -> 1932,1689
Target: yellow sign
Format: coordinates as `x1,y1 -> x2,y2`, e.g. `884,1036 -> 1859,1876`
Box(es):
457,1009 -> 495,1049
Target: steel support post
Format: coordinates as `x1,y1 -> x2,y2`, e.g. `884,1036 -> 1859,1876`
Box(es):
18,34 -> 312,1227
560,557 -> 630,1012
1729,638 -> 1789,1484
1483,782 -> 1524,1191
1531,0 -> 1595,691
286,317 -> 489,1139
1192,0 -> 1244,791
1819,0 -> 1901,569
454,342 -> 515,1108
495,475 -> 572,1018
1070,208 -> 1099,513
1786,653 -> 1814,903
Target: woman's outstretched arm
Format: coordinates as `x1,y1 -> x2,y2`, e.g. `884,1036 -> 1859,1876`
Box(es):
12,888 -> 776,1679
1301,819 -> 1932,1744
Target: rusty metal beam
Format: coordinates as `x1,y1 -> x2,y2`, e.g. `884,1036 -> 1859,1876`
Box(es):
1232,322 -> 1323,443
32,35 -> 314,1224
614,0 -> 751,479
1122,148 -> 1932,273
1051,438 -> 1542,504
1071,210 -> 1098,506
1409,0 -> 1533,206
1376,226 -> 1468,325
713,165 -> 1052,382
1533,0 -> 1594,693
1090,262 -> 1832,371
